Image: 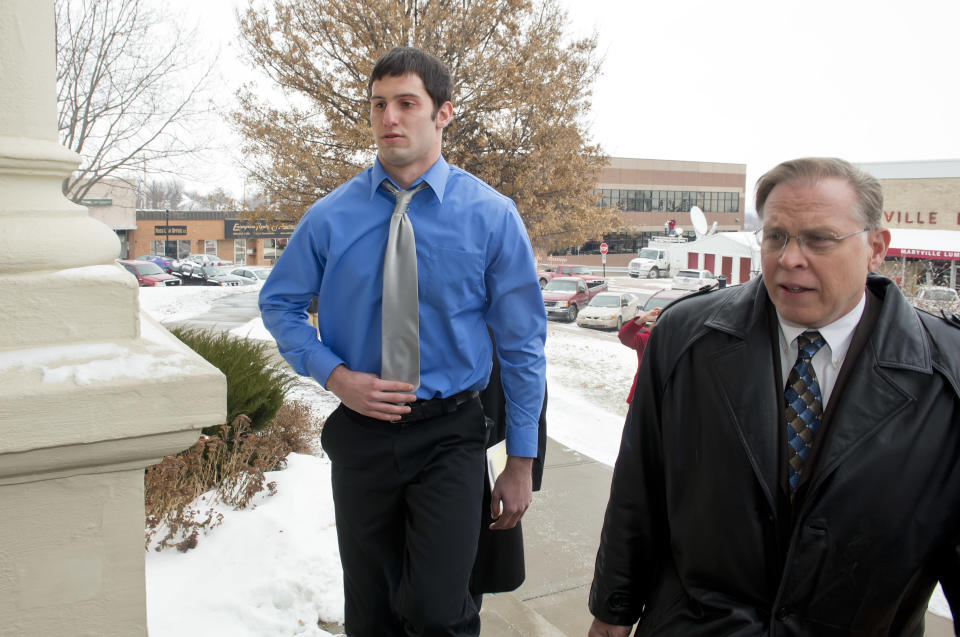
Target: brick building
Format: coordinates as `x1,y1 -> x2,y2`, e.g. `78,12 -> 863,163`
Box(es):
588,156 -> 747,259
130,209 -> 295,266
858,160 -> 960,292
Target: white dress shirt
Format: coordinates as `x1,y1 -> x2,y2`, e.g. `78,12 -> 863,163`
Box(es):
777,294 -> 866,408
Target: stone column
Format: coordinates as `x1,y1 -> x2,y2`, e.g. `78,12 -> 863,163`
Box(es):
0,3 -> 226,635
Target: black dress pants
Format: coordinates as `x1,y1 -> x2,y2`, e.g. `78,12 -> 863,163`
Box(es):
321,397 -> 487,637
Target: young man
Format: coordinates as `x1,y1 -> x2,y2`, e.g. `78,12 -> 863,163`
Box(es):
589,158 -> 960,636
259,47 -> 546,636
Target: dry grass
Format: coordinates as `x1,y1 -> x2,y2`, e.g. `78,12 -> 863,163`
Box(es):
145,400 -> 323,552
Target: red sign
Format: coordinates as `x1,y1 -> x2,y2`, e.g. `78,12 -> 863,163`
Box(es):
886,247 -> 960,261
599,242 -> 609,255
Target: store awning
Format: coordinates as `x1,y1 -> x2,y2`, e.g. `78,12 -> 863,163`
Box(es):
886,229 -> 960,262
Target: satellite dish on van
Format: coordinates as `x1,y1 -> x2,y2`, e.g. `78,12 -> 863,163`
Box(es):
707,221 -> 719,235
690,206 -> 708,239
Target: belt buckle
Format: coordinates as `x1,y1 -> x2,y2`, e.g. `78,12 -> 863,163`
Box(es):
400,399 -> 426,423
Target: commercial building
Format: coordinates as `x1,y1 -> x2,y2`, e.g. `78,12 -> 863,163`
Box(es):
858,160 -> 960,292
78,178 -> 137,257
576,156 -> 747,268
130,209 -> 295,266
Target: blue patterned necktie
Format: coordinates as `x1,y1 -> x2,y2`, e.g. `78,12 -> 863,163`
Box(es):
784,330 -> 826,492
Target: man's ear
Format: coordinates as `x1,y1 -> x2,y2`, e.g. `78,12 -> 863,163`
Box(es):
435,101 -> 453,130
867,228 -> 891,271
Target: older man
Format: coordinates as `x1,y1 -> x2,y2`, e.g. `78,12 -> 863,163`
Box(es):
588,157 -> 960,636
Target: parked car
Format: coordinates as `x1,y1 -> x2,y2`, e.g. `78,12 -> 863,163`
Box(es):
537,264 -> 595,289
134,253 -> 179,274
117,259 -> 182,287
913,286 -> 960,315
672,269 -> 719,291
576,292 -> 640,330
176,262 -> 244,286
179,253 -> 233,268
641,287 -> 696,312
230,266 -> 272,286
541,276 -> 608,322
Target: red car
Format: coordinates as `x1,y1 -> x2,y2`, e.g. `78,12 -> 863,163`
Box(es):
117,259 -> 182,287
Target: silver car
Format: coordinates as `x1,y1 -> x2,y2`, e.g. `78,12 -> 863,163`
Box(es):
576,292 -> 640,330
672,269 -> 718,291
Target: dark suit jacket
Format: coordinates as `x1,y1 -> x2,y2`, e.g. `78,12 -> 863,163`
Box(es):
470,349 -> 548,595
590,275 -> 960,635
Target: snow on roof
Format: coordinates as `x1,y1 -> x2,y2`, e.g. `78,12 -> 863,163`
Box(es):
887,228 -> 960,261
686,231 -> 760,256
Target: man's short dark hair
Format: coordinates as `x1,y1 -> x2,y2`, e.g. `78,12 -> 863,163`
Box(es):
755,157 -> 884,230
368,47 -> 452,116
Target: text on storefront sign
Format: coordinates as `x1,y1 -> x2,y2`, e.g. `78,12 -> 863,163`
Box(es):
225,220 -> 296,238
154,225 -> 187,236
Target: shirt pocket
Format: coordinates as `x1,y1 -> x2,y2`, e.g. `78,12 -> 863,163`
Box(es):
419,246 -> 485,314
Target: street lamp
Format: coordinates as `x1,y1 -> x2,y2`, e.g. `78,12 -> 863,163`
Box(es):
165,208 -> 170,257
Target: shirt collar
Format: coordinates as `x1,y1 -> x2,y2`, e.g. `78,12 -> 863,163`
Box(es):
776,292 -> 866,362
369,155 -> 449,204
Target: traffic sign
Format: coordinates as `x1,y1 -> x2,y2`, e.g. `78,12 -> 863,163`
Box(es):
600,242 -> 608,255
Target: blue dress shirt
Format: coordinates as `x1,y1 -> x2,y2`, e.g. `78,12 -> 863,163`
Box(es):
259,156 -> 547,457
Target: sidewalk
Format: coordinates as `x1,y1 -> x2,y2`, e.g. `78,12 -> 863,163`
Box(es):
478,438 -> 955,636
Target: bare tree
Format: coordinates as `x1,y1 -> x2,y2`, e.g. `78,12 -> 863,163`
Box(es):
56,0 -> 215,203
140,178 -> 186,210
185,186 -> 239,211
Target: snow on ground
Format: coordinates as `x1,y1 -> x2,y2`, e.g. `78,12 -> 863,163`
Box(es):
139,284 -> 259,323
146,454 -> 343,637
544,323 -> 634,466
141,285 -> 952,634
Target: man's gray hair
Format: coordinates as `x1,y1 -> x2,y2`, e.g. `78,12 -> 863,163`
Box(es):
755,157 -> 884,230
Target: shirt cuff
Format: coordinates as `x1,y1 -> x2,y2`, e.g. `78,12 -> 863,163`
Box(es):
308,348 -> 346,389
505,419 -> 539,457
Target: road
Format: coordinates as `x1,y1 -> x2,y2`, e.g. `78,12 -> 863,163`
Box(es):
171,287 -> 262,332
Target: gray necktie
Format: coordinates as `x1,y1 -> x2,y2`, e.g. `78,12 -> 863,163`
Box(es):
380,180 -> 428,389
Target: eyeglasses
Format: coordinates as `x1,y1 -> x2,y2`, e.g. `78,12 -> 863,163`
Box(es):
754,227 -> 870,255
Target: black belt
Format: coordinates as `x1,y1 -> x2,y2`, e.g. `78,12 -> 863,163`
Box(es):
397,390 -> 479,423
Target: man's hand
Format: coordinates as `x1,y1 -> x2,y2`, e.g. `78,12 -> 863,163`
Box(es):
326,365 -> 416,421
490,456 -> 534,530
587,618 -> 632,637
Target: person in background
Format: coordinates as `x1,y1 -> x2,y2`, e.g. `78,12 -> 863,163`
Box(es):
589,157 -> 960,636
617,307 -> 661,404
259,47 -> 546,636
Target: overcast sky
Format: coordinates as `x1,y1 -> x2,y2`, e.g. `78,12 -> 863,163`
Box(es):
168,0 -> 960,205
564,0 -> 960,198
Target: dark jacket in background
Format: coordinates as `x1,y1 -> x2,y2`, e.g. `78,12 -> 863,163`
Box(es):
470,348 -> 548,595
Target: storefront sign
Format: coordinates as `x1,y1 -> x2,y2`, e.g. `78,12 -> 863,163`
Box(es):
883,210 -> 960,230
225,219 -> 296,239
886,247 -> 960,261
154,225 -> 187,236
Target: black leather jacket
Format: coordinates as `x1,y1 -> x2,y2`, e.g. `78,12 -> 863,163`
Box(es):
590,275 -> 960,636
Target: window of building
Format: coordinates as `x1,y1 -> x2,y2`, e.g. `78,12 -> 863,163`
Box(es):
234,239 -> 246,265
595,187 -> 740,213
151,239 -> 190,259
204,240 -> 218,255
263,238 -> 287,262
